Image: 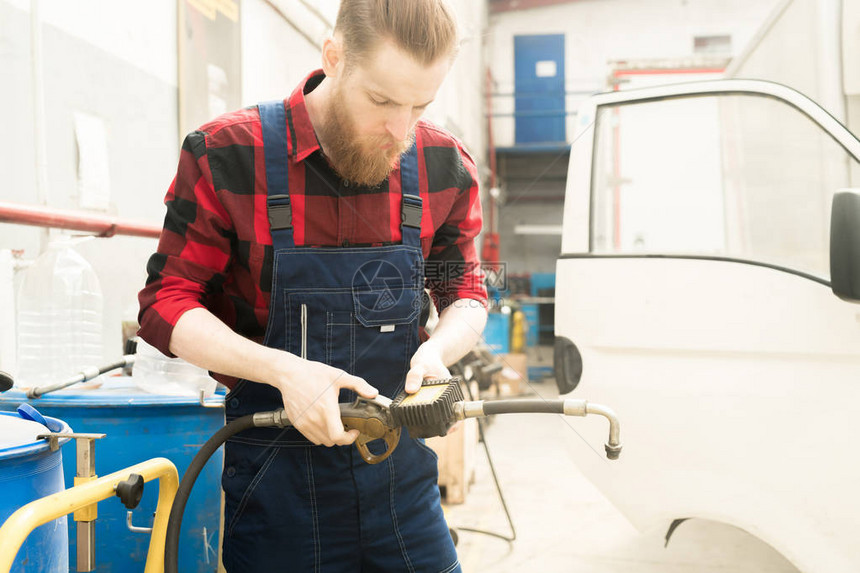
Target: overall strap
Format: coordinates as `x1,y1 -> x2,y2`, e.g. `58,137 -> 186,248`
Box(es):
259,100 -> 295,249
399,142 -> 422,248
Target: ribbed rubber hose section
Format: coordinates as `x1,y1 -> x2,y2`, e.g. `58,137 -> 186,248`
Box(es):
481,399 -> 564,416
164,414 -> 257,573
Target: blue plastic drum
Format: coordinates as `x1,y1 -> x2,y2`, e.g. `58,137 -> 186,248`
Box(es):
0,410 -> 72,573
0,379 -> 225,573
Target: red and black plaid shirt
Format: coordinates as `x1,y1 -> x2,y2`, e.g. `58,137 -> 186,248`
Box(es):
138,70 -> 487,381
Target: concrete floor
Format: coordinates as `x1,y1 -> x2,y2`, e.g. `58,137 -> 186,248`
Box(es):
444,376 -> 802,573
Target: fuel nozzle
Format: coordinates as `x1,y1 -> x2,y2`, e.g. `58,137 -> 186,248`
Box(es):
389,378 -> 464,438
250,378 -> 622,461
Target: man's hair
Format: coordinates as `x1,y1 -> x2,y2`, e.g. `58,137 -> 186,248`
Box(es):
335,0 -> 459,67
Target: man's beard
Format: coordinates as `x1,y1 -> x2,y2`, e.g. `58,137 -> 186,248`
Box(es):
316,87 -> 415,187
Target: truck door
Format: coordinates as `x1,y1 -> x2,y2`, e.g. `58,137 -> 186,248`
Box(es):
555,80 -> 860,573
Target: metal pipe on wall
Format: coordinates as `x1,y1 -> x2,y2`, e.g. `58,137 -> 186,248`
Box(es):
0,201 -> 161,239
482,68 -> 501,265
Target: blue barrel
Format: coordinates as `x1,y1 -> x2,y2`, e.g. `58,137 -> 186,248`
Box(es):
0,379 -> 224,573
484,311 -> 511,354
0,411 -> 72,572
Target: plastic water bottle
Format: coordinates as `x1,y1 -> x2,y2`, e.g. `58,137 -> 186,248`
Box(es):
16,239 -> 104,387
132,338 -> 216,398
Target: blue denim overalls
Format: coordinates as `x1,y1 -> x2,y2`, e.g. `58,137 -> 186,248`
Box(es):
220,101 -> 461,573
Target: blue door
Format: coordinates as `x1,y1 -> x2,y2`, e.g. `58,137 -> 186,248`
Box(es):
514,34 -> 566,144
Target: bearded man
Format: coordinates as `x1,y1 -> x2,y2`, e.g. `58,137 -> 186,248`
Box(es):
137,1 -> 487,571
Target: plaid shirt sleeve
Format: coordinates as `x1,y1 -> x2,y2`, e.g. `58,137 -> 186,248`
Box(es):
138,129 -> 235,357
423,130 -> 488,313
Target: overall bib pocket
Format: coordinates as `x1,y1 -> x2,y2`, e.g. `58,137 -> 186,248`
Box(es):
284,290 -> 353,364
352,284 -> 422,394
284,287 -> 422,396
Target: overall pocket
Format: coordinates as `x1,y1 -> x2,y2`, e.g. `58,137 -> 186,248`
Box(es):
284,290 -> 353,364
352,284 -> 422,395
353,283 -> 422,327
284,286 -> 421,396
326,310 -> 354,373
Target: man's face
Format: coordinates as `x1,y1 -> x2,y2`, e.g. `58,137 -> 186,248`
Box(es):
318,40 -> 451,186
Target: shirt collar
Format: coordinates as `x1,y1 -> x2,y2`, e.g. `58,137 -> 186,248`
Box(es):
287,69 -> 326,162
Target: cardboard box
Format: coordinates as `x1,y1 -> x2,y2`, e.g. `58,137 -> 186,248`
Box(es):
426,417 -> 478,504
496,352 -> 528,396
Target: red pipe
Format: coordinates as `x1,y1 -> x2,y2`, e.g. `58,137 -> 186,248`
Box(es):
482,68 -> 501,266
486,68 -> 498,196
0,201 -> 161,239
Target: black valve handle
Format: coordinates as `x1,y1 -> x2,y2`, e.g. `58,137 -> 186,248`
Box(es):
115,473 -> 145,510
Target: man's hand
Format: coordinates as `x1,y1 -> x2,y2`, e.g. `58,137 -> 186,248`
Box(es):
406,340 -> 464,434
404,340 -> 450,394
271,355 -> 378,446
404,300 -> 487,394
168,308 -> 378,447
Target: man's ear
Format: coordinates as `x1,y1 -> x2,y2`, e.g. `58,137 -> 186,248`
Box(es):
321,36 -> 344,78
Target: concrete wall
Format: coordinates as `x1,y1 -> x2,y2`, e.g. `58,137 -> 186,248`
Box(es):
0,0 -> 488,374
0,0 -> 179,373
427,0 -> 488,168
241,0 -> 334,105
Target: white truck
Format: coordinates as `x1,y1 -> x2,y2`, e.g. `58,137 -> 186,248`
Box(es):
554,79 -> 860,573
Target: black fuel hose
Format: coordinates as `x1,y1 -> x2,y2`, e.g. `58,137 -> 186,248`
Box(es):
165,414 -> 257,573
482,399 -> 563,416
166,397 -> 615,569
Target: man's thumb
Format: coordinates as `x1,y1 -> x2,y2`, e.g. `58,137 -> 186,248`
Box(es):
404,365 -> 426,393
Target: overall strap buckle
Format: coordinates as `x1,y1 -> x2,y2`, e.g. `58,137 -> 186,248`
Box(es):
401,194 -> 422,229
267,194 -> 292,231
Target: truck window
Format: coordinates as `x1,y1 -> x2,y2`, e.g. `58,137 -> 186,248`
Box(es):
590,93 -> 860,279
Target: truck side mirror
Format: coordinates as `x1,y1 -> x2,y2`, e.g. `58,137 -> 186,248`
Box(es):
830,189 -> 860,303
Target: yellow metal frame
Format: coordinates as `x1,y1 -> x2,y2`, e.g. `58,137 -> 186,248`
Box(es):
0,457 -> 178,573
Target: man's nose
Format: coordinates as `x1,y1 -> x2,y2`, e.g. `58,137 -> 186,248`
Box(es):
385,108 -> 412,142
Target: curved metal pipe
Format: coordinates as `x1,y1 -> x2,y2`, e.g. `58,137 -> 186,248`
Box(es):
457,398 -> 623,459
584,402 -> 622,459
